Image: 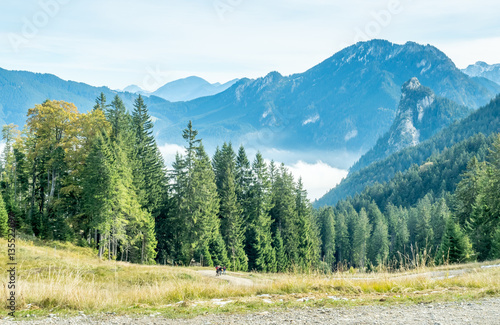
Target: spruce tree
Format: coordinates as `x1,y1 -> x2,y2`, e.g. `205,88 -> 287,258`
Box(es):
269,164 -> 298,269
246,153 -> 275,272
212,143 -> 247,270
368,213 -> 389,267
352,208 -> 370,269
415,196 -> 434,254
318,207 -> 336,270
296,178 -> 319,270
219,166 -> 248,271
81,134 -> 113,251
191,143 -> 224,267
436,217 -> 474,264
94,92 -> 109,111
131,95 -> 167,262
273,228 -> 287,272
334,210 -> 350,266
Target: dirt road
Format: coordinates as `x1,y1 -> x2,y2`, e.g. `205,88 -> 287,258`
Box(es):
197,269 -> 254,286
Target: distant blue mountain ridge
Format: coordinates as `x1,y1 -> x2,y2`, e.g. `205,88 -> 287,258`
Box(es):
0,40 -> 498,166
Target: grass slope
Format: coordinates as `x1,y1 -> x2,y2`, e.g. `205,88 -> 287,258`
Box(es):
1,236 -> 499,319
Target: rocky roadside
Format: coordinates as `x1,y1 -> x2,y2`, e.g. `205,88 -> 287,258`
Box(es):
6,298 -> 500,324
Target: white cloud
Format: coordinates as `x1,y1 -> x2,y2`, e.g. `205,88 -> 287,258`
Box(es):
286,160 -> 348,201
158,143 -> 186,169
302,114 -> 320,125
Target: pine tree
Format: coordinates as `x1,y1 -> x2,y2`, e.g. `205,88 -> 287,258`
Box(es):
131,95 -> 167,215
212,143 -> 247,270
246,153 -> 275,272
386,205 -> 409,266
81,134 -> 113,251
455,157 -> 484,226
94,92 -> 109,111
436,217 -> 474,264
318,207 -> 336,270
109,134 -> 157,264
106,95 -> 132,143
219,166 -> 248,271
190,143 -> 223,267
334,210 -> 350,266
235,145 -> 252,221
352,208 -> 370,269
490,228 -> 500,260
296,178 -> 319,270
270,164 -> 298,269
415,196 -> 434,254
368,213 -> 389,267
273,228 -> 287,272
431,198 -> 450,248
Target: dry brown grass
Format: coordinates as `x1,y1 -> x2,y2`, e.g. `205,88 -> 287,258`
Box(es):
1,237 -> 499,316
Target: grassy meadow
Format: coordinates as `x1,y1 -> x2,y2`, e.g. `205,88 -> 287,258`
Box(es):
1,236 -> 499,319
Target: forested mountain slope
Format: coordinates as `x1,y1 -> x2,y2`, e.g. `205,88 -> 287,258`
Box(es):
351,78 -> 470,173
315,94 -> 500,207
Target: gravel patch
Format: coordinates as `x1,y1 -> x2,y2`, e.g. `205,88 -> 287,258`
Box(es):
7,298 -> 500,324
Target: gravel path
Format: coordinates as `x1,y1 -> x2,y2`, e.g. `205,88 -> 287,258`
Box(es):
8,298 -> 500,324
197,270 -> 254,286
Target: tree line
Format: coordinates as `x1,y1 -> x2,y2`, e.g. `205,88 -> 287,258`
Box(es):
1,93 -> 498,272
319,133 -> 500,270
0,94 -> 319,271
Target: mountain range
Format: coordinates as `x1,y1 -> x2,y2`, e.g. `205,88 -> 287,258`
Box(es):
0,40 -> 499,170
122,76 -> 239,102
153,40 -> 499,156
463,61 -> 500,85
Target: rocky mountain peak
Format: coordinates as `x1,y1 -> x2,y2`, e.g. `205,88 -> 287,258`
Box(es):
388,78 -> 438,150
403,77 -> 422,91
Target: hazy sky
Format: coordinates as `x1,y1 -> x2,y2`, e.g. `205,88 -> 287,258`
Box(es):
1,0 -> 499,91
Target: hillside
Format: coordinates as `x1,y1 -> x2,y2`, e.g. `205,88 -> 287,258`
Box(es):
350,78 -> 470,172
349,133 -> 494,211
315,94 -> 500,207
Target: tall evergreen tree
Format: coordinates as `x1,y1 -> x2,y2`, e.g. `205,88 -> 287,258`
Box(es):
296,178 -> 319,270
334,209 -> 350,266
318,206 -> 336,270
246,153 -> 275,272
368,212 -> 389,267
94,92 -> 109,111
436,217 -> 473,264
415,196 -> 434,254
131,95 -> 166,211
273,227 -> 287,272
352,208 -> 370,269
270,164 -> 298,269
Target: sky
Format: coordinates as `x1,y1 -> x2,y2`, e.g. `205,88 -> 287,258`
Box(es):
1,0 -> 499,91
1,0 -> 499,199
